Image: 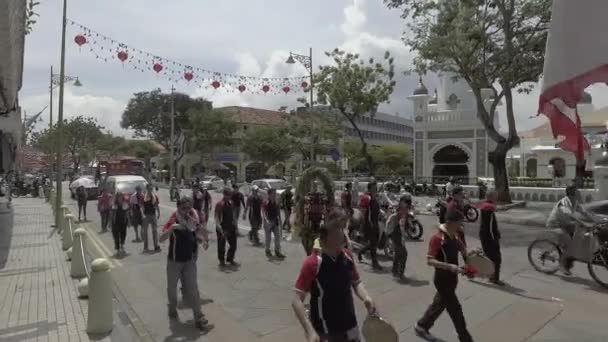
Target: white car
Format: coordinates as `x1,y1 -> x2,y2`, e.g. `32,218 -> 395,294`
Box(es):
199,176 -> 225,190
102,175 -> 148,198
248,178 -> 293,199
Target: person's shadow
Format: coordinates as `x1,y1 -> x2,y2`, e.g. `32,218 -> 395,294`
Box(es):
469,279 -> 559,302
163,319 -> 213,342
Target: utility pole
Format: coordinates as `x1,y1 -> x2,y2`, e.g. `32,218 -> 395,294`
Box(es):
169,86 -> 176,181
54,0 -> 68,229
49,65 -> 53,128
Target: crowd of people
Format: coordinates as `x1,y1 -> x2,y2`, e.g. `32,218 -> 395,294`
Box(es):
83,175 -> 597,341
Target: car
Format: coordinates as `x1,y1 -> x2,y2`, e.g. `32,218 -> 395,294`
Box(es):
102,175 -> 148,198
584,200 -> 608,221
196,175 -> 225,190
69,175 -> 98,200
247,178 -> 293,199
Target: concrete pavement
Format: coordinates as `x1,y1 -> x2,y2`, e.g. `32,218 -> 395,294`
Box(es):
0,196 -> 139,341
62,186 -> 608,342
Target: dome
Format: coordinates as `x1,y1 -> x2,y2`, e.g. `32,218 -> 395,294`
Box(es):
580,91 -> 592,104
596,150 -> 608,167
429,89 -> 438,104
413,77 -> 429,95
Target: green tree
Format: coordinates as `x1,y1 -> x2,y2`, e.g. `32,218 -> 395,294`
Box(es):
189,109 -> 238,163
315,49 -> 396,175
241,127 -> 293,172
31,116 -> 104,172
385,0 -> 551,202
96,133 -> 128,159
284,111 -> 342,162
121,89 -> 212,151
371,144 -> 412,175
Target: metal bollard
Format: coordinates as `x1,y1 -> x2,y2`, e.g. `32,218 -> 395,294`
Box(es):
60,205 -> 70,231
62,213 -> 74,250
70,228 -> 88,279
87,258 -> 113,335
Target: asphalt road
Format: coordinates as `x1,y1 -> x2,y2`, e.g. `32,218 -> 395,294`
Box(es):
62,186 -> 608,342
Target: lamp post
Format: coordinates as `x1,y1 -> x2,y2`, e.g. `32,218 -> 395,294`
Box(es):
54,0 -> 69,229
49,65 -> 82,128
286,48 -> 315,163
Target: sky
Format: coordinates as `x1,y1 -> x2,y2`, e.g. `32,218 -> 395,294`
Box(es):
20,0 -> 608,137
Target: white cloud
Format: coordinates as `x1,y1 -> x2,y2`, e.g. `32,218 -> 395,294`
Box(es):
341,0 -> 368,37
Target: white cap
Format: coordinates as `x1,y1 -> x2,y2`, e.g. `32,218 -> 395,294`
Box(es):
252,185 -> 259,191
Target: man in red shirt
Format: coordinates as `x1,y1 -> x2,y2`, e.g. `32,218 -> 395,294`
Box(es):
415,208 -> 473,342
292,209 -> 376,342
357,182 -> 382,270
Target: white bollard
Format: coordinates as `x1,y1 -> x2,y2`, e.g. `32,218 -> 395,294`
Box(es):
60,205 -> 70,230
77,278 -> 89,298
87,258 -> 113,335
62,213 -> 74,250
66,247 -> 73,261
70,228 -> 88,279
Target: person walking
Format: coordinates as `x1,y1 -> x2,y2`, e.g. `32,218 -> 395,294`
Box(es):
111,192 -> 130,256
231,183 -> 246,236
130,186 -> 144,242
292,209 -> 376,342
243,185 -> 263,245
201,187 -> 212,224
215,188 -> 239,267
358,182 -> 382,270
192,183 -> 205,223
281,186 -> 294,232
160,197 -> 212,331
142,184 -> 161,253
415,208 -> 474,342
97,186 -> 113,233
263,189 -> 285,259
388,194 -> 411,280
76,185 -> 88,222
479,191 -> 503,285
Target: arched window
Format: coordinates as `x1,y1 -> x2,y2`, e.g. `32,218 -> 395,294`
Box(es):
549,157 -> 566,178
526,158 -> 537,177
433,145 -> 469,164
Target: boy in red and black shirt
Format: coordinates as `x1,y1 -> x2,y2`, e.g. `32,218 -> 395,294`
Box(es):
415,208 -> 473,342
215,188 -> 238,267
292,209 -> 376,342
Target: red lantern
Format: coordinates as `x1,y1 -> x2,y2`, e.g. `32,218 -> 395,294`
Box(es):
184,72 -> 194,81
262,85 -> 270,93
212,80 -> 221,89
74,34 -> 87,47
301,81 -> 309,88
238,85 -> 246,93
153,63 -> 163,73
117,51 -> 128,62
282,86 -> 290,94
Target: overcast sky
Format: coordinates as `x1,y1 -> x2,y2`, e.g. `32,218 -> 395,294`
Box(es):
21,0 -> 608,137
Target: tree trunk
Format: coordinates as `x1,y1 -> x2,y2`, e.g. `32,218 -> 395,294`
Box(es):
488,143 -> 511,204
341,110 -> 374,176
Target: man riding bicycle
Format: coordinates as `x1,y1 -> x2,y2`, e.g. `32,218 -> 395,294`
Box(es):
546,185 -> 595,275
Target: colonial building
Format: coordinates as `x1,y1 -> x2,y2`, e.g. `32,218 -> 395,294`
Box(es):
507,98 -> 607,181
410,74 -> 499,180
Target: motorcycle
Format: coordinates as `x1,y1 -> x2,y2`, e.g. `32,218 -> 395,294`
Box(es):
405,209 -> 424,240
435,198 -> 479,223
11,183 -> 32,198
348,207 -> 394,258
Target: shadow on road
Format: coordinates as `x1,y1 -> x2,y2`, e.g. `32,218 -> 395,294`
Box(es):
163,319 -> 213,342
470,279 -> 563,302
557,274 -> 608,294
397,277 -> 429,287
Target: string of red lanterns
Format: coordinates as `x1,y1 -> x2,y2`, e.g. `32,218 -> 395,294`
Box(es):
69,19 -> 311,95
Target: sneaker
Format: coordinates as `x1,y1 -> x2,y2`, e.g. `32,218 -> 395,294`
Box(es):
195,319 -> 213,331
229,260 -> 240,267
154,246 -> 162,252
219,261 -> 226,268
265,250 -> 273,257
414,324 -> 434,340
275,252 -> 286,259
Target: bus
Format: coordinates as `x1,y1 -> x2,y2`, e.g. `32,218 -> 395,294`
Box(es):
104,158 -> 145,177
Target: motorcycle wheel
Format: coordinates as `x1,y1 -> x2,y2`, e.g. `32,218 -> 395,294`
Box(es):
465,206 -> 479,222
384,237 -> 394,258
407,221 -> 424,240
588,244 -> 608,289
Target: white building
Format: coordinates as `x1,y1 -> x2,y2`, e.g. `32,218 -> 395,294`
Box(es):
410,73 -> 499,180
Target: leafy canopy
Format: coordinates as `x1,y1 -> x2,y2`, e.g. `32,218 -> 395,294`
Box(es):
189,109 -> 238,157
241,126 -> 293,169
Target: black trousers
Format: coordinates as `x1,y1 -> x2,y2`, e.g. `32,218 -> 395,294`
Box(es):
418,282 -> 473,342
249,216 -> 262,243
359,222 -> 379,265
480,238 -> 501,281
391,231 -> 407,277
78,201 -> 87,220
112,222 -> 127,250
217,227 -> 237,263
283,208 -> 292,231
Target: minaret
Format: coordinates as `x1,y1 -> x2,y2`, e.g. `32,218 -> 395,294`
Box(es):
409,77 -> 430,122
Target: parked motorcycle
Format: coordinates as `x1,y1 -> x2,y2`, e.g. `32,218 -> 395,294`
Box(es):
405,209 -> 424,240
348,208 -> 394,258
11,183 -> 32,198
435,198 -> 479,223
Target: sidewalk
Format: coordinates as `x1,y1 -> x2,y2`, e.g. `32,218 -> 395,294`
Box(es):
0,197 -> 138,341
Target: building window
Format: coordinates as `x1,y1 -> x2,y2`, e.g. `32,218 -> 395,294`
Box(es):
526,158 -> 538,177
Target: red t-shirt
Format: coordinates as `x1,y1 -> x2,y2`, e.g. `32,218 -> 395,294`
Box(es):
295,249 -> 361,293
358,193 -> 371,209
427,228 -> 466,260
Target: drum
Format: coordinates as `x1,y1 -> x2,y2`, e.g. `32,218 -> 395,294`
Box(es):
361,314 -> 398,342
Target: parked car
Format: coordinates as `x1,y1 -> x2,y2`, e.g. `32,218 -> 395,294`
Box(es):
197,175 -> 225,190
102,175 -> 148,198
69,175 -> 98,200
246,178 -> 293,199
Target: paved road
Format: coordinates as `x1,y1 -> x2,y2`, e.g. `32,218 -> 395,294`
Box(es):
63,186 -> 608,342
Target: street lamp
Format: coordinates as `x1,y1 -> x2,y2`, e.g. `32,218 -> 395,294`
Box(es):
49,65 -> 82,128
286,48 -> 315,164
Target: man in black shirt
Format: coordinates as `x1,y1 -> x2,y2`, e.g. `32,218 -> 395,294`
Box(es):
281,186 -> 294,232
215,188 -> 238,267
358,182 -> 382,270
231,184 -> 246,235
263,189 -> 285,259
244,185 -> 263,245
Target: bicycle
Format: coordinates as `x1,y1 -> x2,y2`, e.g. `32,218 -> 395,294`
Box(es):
527,222 -> 608,289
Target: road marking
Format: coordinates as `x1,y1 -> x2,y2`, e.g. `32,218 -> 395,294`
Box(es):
79,221 -> 123,268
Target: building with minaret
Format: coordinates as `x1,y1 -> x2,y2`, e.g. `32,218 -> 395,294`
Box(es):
409,73 -> 499,181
